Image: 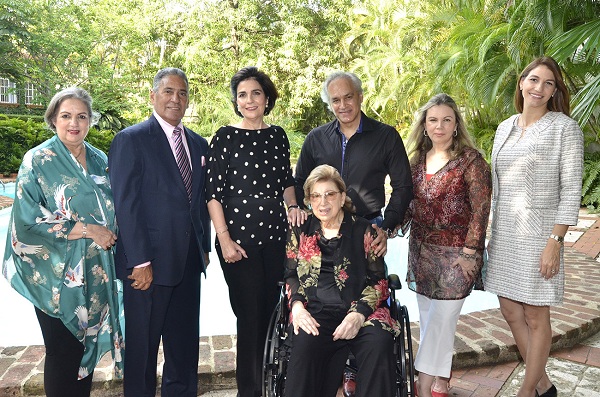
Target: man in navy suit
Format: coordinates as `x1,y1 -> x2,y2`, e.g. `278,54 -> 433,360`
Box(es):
109,68 -> 210,397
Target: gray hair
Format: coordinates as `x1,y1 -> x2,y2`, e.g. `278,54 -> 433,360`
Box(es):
153,68 -> 189,93
44,87 -> 100,131
320,71 -> 363,111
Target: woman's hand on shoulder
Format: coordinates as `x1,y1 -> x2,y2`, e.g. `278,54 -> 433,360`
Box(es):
287,206 -> 308,228
333,312 -> 365,341
291,301 -> 320,336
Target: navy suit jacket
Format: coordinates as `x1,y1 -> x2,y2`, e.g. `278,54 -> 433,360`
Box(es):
108,115 -> 210,286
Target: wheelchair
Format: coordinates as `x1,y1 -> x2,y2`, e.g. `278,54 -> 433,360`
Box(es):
262,274 -> 415,397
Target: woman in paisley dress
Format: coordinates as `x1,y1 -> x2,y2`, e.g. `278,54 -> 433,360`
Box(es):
2,87 -> 123,396
405,94 -> 491,397
284,164 -> 399,397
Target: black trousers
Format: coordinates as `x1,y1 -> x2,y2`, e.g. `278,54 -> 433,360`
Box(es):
123,237 -> 201,397
35,307 -> 93,397
285,311 -> 396,397
218,240 -> 285,397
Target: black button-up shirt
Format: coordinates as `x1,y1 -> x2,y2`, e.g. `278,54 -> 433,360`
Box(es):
295,113 -> 413,231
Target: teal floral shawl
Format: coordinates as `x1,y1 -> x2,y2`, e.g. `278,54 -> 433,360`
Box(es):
2,135 -> 124,379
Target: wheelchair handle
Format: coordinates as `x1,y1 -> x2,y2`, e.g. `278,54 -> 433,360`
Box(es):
388,274 -> 402,290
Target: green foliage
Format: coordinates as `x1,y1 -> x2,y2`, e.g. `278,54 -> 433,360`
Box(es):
0,115 -> 52,175
344,0 -> 600,162
284,129 -> 306,163
86,128 -> 115,155
177,0 -> 351,133
3,0 -> 599,174
0,0 -> 32,80
582,151 -> 600,211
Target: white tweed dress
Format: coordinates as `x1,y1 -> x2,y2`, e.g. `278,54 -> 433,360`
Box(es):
485,112 -> 583,306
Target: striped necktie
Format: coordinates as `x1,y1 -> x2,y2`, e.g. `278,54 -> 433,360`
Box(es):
173,127 -> 192,202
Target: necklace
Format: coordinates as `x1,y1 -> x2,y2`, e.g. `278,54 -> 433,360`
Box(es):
73,145 -> 85,161
517,116 -> 533,139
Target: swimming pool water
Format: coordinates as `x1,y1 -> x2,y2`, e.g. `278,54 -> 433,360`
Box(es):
1,182 -> 15,199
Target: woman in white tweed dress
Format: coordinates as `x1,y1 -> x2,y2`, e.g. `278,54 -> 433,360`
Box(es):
485,57 -> 583,397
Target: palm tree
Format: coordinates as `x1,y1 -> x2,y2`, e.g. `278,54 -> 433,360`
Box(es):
548,19 -> 600,135
344,0 -> 599,147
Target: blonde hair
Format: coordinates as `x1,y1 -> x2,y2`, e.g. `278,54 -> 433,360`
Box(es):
406,93 -> 477,164
303,165 -> 354,212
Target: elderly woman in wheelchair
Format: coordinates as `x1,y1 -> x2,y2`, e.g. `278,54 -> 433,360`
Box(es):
283,164 -> 400,397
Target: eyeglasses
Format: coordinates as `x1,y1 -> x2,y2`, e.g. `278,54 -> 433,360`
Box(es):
308,191 -> 341,203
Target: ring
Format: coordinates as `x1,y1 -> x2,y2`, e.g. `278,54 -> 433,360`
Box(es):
133,283 -> 138,286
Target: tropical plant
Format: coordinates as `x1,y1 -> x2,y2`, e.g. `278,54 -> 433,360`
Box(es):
344,0 -> 600,155
582,151 -> 600,211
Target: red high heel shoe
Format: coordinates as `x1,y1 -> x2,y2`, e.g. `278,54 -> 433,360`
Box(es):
431,372 -> 452,397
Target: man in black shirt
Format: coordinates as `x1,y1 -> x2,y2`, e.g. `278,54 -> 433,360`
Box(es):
295,71 -> 413,256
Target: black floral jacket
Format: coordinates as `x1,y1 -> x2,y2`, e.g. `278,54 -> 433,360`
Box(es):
284,212 -> 399,336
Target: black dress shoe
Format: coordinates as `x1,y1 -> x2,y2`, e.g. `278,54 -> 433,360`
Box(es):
538,384 -> 557,397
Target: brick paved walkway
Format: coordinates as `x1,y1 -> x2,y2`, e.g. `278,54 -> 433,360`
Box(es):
1,212 -> 599,396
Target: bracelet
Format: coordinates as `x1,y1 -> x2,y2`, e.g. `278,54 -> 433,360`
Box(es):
216,227 -> 228,235
82,223 -> 87,239
549,234 -> 564,245
459,251 -> 476,261
287,204 -> 299,212
384,228 -> 399,239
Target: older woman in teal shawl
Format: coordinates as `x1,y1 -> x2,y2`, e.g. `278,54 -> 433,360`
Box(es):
2,87 -> 124,396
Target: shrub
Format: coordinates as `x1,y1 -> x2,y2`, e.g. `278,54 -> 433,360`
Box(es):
0,116 -> 52,175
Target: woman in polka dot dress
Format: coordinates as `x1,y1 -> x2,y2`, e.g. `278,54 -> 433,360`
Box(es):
206,66 -> 306,397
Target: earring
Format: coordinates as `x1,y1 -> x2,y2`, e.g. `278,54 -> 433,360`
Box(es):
453,130 -> 458,137
423,130 -> 428,137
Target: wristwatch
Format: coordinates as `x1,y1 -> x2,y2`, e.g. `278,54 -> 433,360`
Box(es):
549,234 -> 564,245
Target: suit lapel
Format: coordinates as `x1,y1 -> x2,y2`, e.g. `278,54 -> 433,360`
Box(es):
185,128 -> 205,205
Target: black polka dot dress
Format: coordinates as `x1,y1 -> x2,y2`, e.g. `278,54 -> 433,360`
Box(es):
206,125 -> 295,246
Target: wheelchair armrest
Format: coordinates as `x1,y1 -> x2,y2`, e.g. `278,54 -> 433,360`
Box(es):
388,274 -> 402,290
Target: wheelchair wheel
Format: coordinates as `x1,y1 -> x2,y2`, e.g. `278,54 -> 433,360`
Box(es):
262,296 -> 290,397
394,301 -> 415,397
